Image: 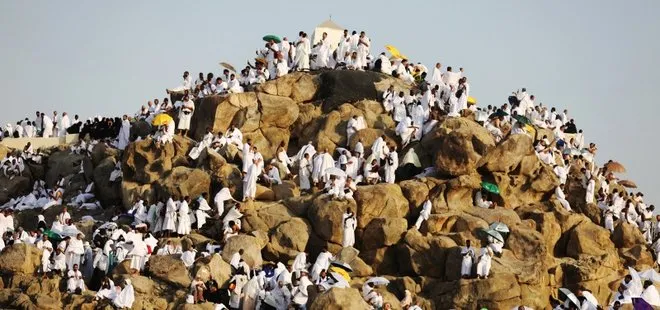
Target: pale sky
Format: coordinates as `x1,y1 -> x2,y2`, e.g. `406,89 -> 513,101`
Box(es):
1,1 -> 658,204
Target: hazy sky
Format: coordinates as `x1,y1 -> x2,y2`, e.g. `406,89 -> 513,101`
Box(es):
1,1 -> 658,204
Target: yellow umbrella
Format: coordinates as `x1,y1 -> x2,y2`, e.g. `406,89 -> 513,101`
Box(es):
152,114 -> 173,126
385,45 -> 408,60
467,96 -> 477,105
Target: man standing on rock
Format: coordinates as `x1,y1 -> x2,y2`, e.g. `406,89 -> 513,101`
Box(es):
460,240 -> 475,279
243,158 -> 260,201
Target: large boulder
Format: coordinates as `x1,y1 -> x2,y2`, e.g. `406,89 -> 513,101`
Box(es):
354,184 -> 409,229
265,217 -> 311,261
361,217 -> 408,250
45,151 -> 87,187
396,229 -> 457,278
0,175 -> 31,204
155,167 -> 211,201
420,118 -> 495,177
307,195 -> 357,244
147,254 -> 191,288
478,134 -> 533,173
221,234 -> 264,268
123,135 -> 192,184
0,244 -> 42,275
193,253 -> 233,287
92,157 -> 122,206
316,70 -> 408,113
613,222 -> 647,248
310,287 -> 370,310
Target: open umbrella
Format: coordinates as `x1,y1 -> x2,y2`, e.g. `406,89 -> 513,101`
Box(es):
488,110 -> 508,119
467,96 -> 477,105
559,288 -> 580,308
324,167 -> 347,179
604,161 -> 626,173
639,269 -> 660,282
485,229 -> 504,243
219,62 -> 237,73
385,45 -> 408,60
481,181 -> 500,195
43,229 -> 63,242
262,35 -> 281,43
489,222 -> 510,235
152,114 -> 173,126
513,114 -> 532,125
330,261 -> 353,273
618,180 -> 637,188
366,277 -> 390,286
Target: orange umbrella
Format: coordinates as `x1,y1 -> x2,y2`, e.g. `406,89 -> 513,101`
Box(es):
618,180 -> 637,188
604,161 -> 626,173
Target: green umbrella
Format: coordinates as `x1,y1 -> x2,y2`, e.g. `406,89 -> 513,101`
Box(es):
488,110 -> 508,119
512,114 -> 532,125
481,181 -> 500,195
43,229 -> 62,242
262,34 -> 282,43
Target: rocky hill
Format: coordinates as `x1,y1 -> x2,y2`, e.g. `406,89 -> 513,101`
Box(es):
0,70 -> 651,309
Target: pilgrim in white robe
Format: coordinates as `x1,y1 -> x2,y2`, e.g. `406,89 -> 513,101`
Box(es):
67,269 -> 86,292
460,246 -> 475,277
276,149 -> 293,175
384,151 -> 398,184
176,200 -> 192,235
382,90 -> 395,112
213,187 -> 233,216
242,142 -> 253,173
116,119 -> 131,150
295,37 -> 311,71
476,247 -> 493,278
415,200 -> 432,230
642,284 -> 660,306
38,240 -> 53,273
371,137 -> 389,161
128,238 -> 148,271
555,186 -> 572,212
316,38 -> 331,68
487,235 -> 504,254
42,115 -> 54,138
585,179 -> 596,204
393,96 -> 407,123
310,250 -> 334,281
312,152 -> 334,184
66,238 -> 85,270
396,117 -> 416,148
114,279 -> 135,309
299,157 -> 312,190
163,198 -> 177,232
242,162 -> 259,201
428,65 -> 443,87
342,213 -> 357,248
346,116 -> 366,145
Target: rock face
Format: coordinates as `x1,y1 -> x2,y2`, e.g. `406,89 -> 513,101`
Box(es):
310,287 -> 370,310
147,255 -> 192,288
421,118 -> 495,177
0,70 -> 650,310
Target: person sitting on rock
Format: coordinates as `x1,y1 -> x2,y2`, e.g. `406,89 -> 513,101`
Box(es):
474,190 -> 495,209
191,276 -> 207,304
261,162 -> 282,186
555,184 -> 572,212
67,263 -> 86,293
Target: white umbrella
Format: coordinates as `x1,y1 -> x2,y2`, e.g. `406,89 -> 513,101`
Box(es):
483,229 -> 504,243
628,267 -> 644,297
324,167 -> 347,179
559,288 -> 580,308
639,269 -> 660,282
582,291 -> 599,309
366,277 -> 390,286
489,222 -> 510,234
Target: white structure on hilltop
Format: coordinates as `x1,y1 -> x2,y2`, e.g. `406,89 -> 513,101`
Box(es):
311,19 -> 344,51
